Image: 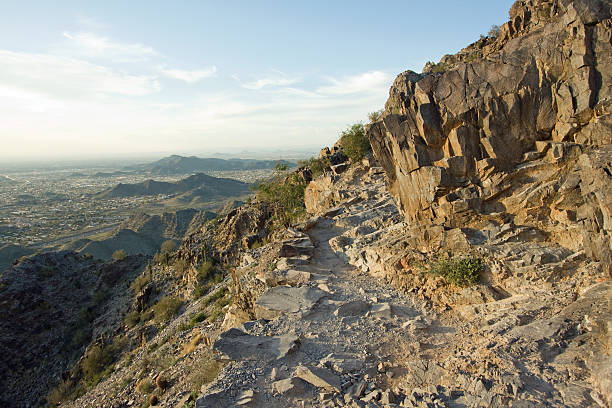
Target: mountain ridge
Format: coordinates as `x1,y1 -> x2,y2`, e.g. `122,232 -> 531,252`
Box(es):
128,154 -> 296,175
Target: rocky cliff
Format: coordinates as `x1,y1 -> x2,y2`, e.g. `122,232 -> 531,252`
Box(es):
367,0 -> 612,275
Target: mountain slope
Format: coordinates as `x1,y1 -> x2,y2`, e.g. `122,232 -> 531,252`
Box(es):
130,155 -> 296,175
95,172 -> 251,199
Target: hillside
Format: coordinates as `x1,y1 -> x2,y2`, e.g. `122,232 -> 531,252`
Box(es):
95,172 -> 251,199
1,1 -> 610,407
130,155 -> 296,175
61,209 -> 216,260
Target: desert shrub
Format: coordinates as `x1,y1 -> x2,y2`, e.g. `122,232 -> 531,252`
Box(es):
140,308 -> 154,322
112,249 -> 127,261
429,61 -> 450,73
297,156 -> 331,178
181,333 -> 202,356
47,378 -> 85,406
81,336 -> 127,386
424,256 -> 484,287
191,311 -> 208,325
339,123 -> 371,162
136,378 -> 155,394
368,109 -> 384,123
255,163 -> 307,228
160,240 -> 176,254
488,24 -> 500,38
125,310 -> 141,328
203,287 -> 229,308
196,260 -> 215,282
131,273 -> 152,292
153,296 -> 183,324
185,351 -> 222,393
174,258 -> 189,276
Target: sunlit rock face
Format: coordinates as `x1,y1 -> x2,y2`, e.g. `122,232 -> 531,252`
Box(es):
368,0 -> 612,271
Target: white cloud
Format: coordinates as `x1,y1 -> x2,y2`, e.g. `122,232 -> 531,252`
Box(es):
0,50 -> 161,100
162,67 -> 217,83
318,70 -> 392,95
61,31 -> 158,62
240,75 -> 299,90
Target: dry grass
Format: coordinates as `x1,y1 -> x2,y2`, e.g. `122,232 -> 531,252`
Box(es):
185,350 -> 223,393
181,332 -> 203,357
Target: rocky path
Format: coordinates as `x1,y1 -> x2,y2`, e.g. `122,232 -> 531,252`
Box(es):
199,210 -> 440,407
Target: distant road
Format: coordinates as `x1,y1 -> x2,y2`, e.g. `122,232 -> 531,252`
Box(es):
31,223 -> 120,249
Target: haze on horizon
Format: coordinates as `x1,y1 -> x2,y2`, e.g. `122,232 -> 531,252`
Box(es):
0,0 -> 513,162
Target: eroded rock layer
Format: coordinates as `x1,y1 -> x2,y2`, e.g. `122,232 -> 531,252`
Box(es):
367,0 -> 612,273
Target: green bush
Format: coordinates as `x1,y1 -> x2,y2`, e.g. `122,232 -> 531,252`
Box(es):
339,123 -> 371,162
112,249 -> 127,261
47,378 -> 85,407
196,260 -> 215,282
429,61 -> 450,73
131,273 -> 151,292
425,256 -> 484,287
488,24 -> 500,38
368,109 -> 383,123
161,240 -> 176,254
81,336 -> 127,386
124,310 -> 140,328
255,163 -> 307,229
203,287 -> 229,308
153,296 -> 183,324
297,156 -> 331,178
174,258 -> 189,276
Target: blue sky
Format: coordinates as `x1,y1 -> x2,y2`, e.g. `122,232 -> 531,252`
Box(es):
0,0 -> 514,160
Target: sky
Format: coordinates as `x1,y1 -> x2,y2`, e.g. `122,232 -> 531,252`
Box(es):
0,0 -> 514,162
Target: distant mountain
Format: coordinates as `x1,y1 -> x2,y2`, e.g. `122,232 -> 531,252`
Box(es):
92,170 -> 134,177
128,154 -> 295,175
94,172 -> 251,199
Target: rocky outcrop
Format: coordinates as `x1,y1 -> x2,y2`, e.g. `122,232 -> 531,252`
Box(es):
179,203 -> 270,266
368,0 -> 612,274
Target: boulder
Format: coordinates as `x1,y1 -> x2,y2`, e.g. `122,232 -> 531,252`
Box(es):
213,328 -> 299,361
294,365 -> 342,392
254,286 -> 327,319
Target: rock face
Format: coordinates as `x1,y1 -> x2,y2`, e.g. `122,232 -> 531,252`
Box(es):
367,0 -> 612,274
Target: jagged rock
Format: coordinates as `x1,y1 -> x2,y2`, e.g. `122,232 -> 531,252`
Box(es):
196,390 -> 226,408
367,302 -> 393,319
254,286 -> 326,319
331,163 -> 350,175
213,328 -> 299,361
278,238 -> 315,258
258,269 -> 312,287
305,175 -> 337,214
334,300 -> 370,317
276,255 -> 311,269
236,389 -> 255,405
321,353 -> 364,373
368,0 -> 612,228
273,377 -> 310,396
294,365 -> 342,392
